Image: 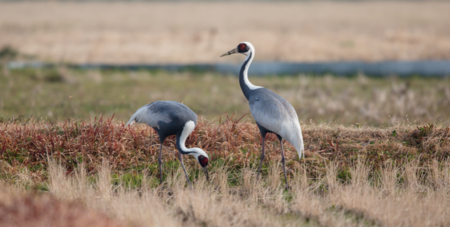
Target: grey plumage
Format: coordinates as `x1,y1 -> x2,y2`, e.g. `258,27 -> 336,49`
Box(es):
249,88 -> 303,154
127,101 -> 197,132
221,42 -> 304,190
126,101 -> 209,186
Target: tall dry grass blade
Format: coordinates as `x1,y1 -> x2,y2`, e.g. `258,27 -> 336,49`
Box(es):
211,165 -> 229,195
349,159 -> 371,189
380,161 -> 399,195
429,159 -> 450,190
242,168 -> 256,193
47,158 -> 74,200
325,161 -> 339,192
404,159 -> 421,191
267,162 -> 281,191
97,160 -> 112,201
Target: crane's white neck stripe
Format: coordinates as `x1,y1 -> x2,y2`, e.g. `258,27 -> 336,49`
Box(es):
243,45 -> 263,91
179,121 -> 209,159
179,120 -> 195,151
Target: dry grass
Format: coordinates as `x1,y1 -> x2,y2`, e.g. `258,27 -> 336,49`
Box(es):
0,118 -> 450,226
3,155 -> 450,227
1,2 -> 450,63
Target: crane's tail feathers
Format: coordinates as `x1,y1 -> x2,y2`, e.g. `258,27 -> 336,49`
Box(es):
291,120 -> 305,159
125,109 -> 140,126
125,105 -> 150,127
295,133 -> 305,159
284,129 -> 304,160
125,119 -> 135,127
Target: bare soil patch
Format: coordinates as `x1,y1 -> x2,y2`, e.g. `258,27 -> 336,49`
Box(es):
0,185 -> 123,227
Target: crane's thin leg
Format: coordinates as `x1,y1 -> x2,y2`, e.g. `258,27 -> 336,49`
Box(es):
159,143 -> 163,185
279,138 -> 289,190
178,153 -> 192,189
256,136 -> 266,183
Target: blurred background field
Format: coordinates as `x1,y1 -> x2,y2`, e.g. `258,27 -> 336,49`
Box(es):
0,1 -> 449,64
1,67 -> 449,126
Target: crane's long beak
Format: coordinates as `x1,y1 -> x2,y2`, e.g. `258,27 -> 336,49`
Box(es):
220,48 -> 237,57
203,167 -> 210,182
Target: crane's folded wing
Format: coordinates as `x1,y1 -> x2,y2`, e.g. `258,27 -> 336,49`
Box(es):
249,94 -> 304,156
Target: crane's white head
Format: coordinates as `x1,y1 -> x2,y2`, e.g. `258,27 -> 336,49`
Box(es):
220,42 -> 254,57
189,148 -> 209,168
188,148 -> 210,181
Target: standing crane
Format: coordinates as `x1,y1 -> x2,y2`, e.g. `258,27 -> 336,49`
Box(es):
126,101 -> 209,187
220,42 -> 304,189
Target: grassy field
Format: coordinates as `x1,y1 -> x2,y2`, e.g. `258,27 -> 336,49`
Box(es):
2,1 -> 450,226
1,1 -> 450,63
1,67 -> 450,126
1,63 -> 450,226
1,118 -> 449,226
1,71 -> 450,226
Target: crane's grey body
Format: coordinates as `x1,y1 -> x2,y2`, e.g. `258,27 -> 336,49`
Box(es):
240,53 -> 303,154
221,42 -> 304,189
128,101 -> 197,152
126,101 -> 209,186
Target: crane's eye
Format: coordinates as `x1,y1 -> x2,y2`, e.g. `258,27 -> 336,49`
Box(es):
198,155 -> 209,167
238,43 -> 248,52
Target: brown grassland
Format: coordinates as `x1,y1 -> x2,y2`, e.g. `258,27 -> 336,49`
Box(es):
0,62 -> 450,227
1,1 -> 450,63
2,1 -> 450,226
1,116 -> 450,226
0,56 -> 450,227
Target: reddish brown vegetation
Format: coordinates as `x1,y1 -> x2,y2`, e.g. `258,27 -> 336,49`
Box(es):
1,116 -> 449,178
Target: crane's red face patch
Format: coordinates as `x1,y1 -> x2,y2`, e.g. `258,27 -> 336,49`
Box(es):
238,43 -> 249,53
198,155 -> 208,168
